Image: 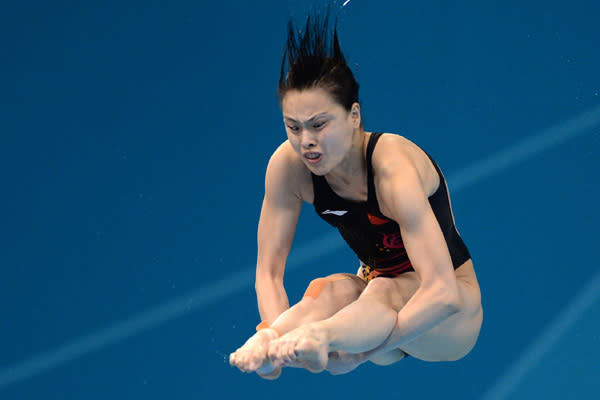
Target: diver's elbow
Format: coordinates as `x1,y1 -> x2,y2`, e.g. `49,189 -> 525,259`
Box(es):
439,286 -> 462,316
444,296 -> 461,316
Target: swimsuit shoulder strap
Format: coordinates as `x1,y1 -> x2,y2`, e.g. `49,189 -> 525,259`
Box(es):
366,132 -> 384,214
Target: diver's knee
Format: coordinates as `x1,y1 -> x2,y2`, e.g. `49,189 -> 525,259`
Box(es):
362,276 -> 397,297
303,274 -> 363,303
303,278 -> 331,300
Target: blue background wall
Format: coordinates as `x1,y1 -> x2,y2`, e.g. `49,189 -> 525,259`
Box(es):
1,1 -> 599,399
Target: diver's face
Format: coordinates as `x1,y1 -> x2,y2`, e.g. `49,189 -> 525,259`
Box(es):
281,88 -> 358,175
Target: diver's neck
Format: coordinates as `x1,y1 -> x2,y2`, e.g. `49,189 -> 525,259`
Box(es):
326,130 -> 369,186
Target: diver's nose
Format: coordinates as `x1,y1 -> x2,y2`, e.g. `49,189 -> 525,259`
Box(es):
301,131 -> 317,149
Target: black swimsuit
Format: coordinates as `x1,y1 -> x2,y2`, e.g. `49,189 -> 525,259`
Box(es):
311,132 -> 470,279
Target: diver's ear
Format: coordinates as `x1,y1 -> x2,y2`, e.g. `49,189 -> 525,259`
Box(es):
350,102 -> 361,128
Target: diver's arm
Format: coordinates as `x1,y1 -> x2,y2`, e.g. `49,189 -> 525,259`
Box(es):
374,139 -> 461,348
255,143 -> 303,323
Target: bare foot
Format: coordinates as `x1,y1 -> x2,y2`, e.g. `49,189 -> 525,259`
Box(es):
325,351 -> 369,375
325,349 -> 406,374
268,323 -> 329,373
256,363 -> 282,380
230,329 -> 279,374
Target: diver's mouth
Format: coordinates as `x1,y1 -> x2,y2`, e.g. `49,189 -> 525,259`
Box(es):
304,152 -> 322,164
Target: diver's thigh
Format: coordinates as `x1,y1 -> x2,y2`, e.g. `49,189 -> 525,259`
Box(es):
359,271 -> 421,311
400,302 -> 482,361
295,273 -> 366,321
400,262 -> 483,361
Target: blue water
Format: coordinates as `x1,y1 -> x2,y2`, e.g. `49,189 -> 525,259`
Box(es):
1,1 -> 599,399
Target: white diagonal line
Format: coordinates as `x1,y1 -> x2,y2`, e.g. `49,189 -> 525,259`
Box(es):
448,104 -> 600,191
0,232 -> 343,388
1,104 -> 599,390
481,267 -> 600,400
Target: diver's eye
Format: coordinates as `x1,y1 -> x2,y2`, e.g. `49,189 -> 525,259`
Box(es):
313,121 -> 326,129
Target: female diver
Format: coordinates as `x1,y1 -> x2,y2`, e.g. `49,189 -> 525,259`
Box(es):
229,10 -> 482,379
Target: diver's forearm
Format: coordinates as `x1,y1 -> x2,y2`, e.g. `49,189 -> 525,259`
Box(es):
255,275 -> 289,323
376,287 -> 459,352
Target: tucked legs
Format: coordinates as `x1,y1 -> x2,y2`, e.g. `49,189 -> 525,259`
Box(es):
229,273 -> 365,376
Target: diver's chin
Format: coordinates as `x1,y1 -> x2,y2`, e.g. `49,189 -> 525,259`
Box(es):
307,163 -> 330,176
303,156 -> 328,175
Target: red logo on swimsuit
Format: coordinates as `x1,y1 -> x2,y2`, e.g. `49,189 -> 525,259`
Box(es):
382,232 -> 404,249
367,213 -> 390,225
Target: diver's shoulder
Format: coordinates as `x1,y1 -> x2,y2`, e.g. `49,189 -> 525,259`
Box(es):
374,132 -> 439,195
266,140 -> 312,193
373,132 -> 416,162
269,140 -> 304,169
377,132 -> 414,145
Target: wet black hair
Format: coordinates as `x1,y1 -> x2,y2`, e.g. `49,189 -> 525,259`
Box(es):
277,8 -> 359,112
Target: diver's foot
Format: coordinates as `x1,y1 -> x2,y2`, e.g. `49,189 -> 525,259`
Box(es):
229,328 -> 279,373
256,363 -> 282,380
325,351 -> 369,375
268,323 -> 329,373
